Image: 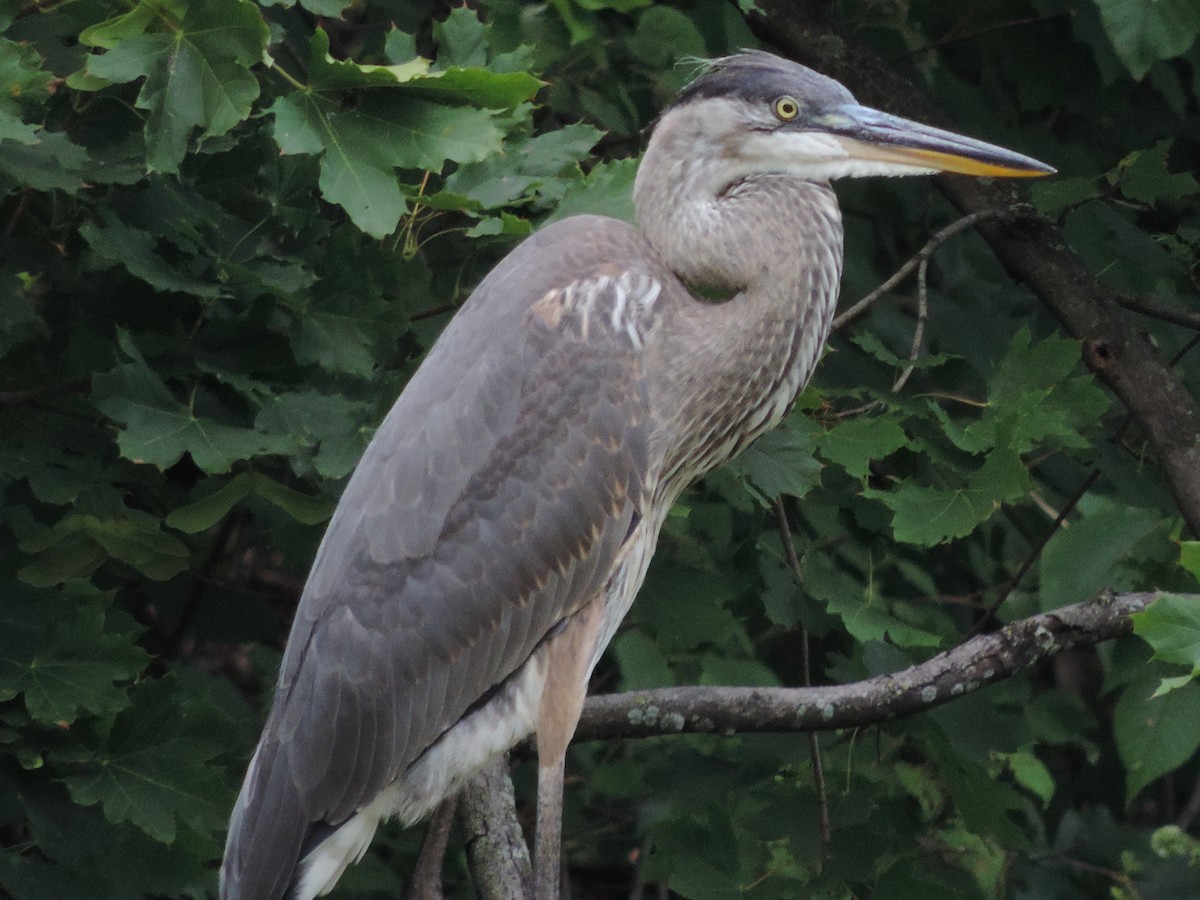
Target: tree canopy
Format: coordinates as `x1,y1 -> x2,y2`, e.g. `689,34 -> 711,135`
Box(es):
2,0 -> 1200,897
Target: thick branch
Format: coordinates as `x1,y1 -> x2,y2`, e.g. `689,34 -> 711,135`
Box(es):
468,590 -> 1167,894
575,591 -> 1161,741
744,2 -> 1200,536
459,756 -> 532,900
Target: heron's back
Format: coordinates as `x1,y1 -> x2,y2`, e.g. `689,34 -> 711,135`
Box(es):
221,214 -> 667,899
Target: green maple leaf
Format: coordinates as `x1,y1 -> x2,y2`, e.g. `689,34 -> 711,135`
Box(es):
0,593 -> 146,725
92,331 -> 291,473
74,0 -> 269,172
818,415 -> 908,479
58,678 -> 234,843
268,29 -> 524,237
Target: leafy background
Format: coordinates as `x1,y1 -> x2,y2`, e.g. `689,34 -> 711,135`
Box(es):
2,0 -> 1200,897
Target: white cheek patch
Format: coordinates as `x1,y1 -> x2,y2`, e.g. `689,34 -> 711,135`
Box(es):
741,129 -> 847,164
735,130 -> 938,181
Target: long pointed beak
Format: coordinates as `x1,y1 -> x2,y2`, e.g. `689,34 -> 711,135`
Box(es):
821,104 -> 1055,178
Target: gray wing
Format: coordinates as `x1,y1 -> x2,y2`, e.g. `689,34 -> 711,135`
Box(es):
221,215 -> 664,900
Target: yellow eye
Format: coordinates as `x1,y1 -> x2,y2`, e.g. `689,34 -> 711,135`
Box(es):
774,96 -> 800,120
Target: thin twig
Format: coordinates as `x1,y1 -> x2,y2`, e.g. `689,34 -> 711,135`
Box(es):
772,498 -> 831,853
1168,332 -> 1200,367
893,14 -> 1063,61
17,0 -> 67,16
627,835 -> 654,900
806,727 -> 830,854
966,467 -> 1101,637
773,497 -> 804,588
833,208 -> 1029,331
1178,774 -> 1200,830
830,209 -> 1027,419
164,513 -> 240,656
412,302 -> 461,322
4,189 -> 32,238
892,255 -> 930,392
824,399 -> 884,420
0,379 -> 89,407
1046,854 -> 1142,898
1118,293 -> 1200,331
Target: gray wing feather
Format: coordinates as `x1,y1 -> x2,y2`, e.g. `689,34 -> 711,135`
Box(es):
221,216 -> 660,900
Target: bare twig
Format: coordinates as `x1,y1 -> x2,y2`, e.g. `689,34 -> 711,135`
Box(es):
1168,332 -> 1200,367
576,591 -> 1163,741
0,379 -> 89,407
773,497 -> 804,588
892,14 -> 1063,61
1119,293 -> 1200,331
412,302 -> 461,322
1178,774 -> 1200,830
830,209 -> 1013,415
1045,854 -> 1141,897
4,188 -> 32,238
966,467 -> 1102,636
891,254 -> 930,393
772,498 -> 830,853
164,513 -> 240,656
824,398 -> 884,420
832,208 -> 1026,331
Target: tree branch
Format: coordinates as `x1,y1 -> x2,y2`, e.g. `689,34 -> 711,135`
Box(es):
405,796 -> 457,900
1119,293 -> 1200,331
832,208 -> 1027,331
462,590 -> 1165,895
459,756 -> 533,900
745,1 -> 1200,536
575,591 -> 1162,742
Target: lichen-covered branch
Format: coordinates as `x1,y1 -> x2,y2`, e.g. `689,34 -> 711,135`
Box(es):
458,757 -> 533,900
574,591 -> 1162,742
465,591 -> 1166,895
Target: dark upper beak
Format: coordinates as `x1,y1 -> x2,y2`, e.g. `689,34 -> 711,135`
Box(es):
820,104 -> 1055,178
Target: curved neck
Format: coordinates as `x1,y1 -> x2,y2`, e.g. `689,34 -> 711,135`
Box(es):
633,114 -> 846,484
634,113 -> 844,300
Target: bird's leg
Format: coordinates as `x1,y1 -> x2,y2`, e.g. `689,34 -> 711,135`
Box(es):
534,605 -> 603,900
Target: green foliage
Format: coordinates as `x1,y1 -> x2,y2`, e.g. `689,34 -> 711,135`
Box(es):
56,677 -> 235,843
1,0 -> 1199,897
269,28 -> 512,237
1040,498 -> 1164,608
73,0 -> 270,173
1092,0 -> 1200,80
1132,593 -> 1200,695
0,586 -> 147,724
1114,666 -> 1200,803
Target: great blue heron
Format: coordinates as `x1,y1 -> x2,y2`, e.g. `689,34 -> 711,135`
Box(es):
221,51 -> 1052,900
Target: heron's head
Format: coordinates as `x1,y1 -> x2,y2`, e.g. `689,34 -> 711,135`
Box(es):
652,51 -> 1054,186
